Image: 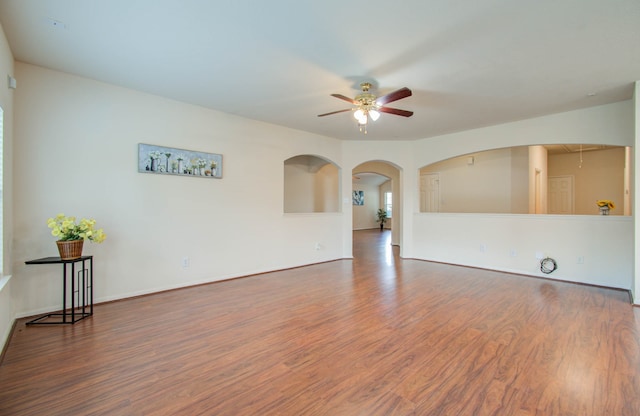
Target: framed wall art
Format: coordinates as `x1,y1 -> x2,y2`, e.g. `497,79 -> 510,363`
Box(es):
353,190 -> 364,205
138,143 -> 222,179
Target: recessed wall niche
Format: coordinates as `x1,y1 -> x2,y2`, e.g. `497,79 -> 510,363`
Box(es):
284,155 -> 340,213
419,145 -> 631,215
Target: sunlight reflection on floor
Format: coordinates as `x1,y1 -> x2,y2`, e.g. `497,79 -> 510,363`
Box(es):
379,232 -> 397,301
384,232 -> 393,266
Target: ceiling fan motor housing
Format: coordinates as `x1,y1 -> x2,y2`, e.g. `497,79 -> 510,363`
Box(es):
356,83 -> 377,107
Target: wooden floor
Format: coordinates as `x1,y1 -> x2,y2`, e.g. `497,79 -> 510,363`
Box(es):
1,229 -> 639,415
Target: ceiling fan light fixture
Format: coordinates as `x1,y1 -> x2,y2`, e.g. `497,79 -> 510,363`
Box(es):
354,109 -> 368,124
369,109 -> 380,121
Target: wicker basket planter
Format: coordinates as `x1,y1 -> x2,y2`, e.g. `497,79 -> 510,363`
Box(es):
56,239 -> 84,260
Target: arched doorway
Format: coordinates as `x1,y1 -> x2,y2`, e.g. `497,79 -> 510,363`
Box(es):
352,161 -> 402,251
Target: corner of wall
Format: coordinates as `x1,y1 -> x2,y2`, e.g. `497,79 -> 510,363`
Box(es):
633,81 -> 640,303
0,275 -> 15,353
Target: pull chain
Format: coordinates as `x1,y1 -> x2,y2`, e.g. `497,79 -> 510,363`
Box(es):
578,144 -> 583,168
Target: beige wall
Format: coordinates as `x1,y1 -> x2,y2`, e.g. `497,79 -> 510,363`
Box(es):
314,163 -> 339,212
284,155 -> 339,213
510,147 -> 529,213
420,147 -> 529,213
548,147 -> 625,215
352,183 -> 380,230
419,145 -> 627,216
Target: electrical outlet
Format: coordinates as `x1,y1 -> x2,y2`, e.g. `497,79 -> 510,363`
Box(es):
181,257 -> 189,268
315,242 -> 321,251
480,244 -> 487,253
577,256 -> 584,264
510,249 -> 517,257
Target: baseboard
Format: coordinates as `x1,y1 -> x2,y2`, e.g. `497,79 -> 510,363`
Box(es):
0,319 -> 16,365
406,257 -> 633,302
0,274 -> 15,364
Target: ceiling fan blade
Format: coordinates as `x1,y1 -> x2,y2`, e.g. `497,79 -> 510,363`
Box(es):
378,106 -> 414,117
375,87 -> 412,106
317,108 -> 352,117
331,94 -> 358,104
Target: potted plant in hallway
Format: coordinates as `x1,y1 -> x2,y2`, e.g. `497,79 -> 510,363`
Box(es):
376,209 -> 388,231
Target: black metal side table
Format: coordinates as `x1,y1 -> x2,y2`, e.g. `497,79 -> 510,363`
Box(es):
24,256 -> 93,325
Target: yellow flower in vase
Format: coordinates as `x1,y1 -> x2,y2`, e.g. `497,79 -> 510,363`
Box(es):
596,200 -> 615,215
596,200 -> 615,210
47,214 -> 107,243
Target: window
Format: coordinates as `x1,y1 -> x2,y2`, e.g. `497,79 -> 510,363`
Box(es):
384,191 -> 392,218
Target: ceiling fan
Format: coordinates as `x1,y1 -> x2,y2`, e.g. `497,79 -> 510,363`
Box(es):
318,82 -> 413,133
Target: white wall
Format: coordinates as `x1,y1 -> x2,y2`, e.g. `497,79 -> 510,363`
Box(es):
0,22 -> 15,350
12,63 -> 345,317
413,213 -> 632,289
410,101 -> 635,289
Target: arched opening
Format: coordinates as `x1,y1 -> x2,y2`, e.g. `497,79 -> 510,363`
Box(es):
352,161 -> 402,258
284,155 -> 340,213
352,172 -> 390,230
419,144 -> 631,216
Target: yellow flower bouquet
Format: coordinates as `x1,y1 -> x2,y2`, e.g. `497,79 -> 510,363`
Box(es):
596,200 -> 615,210
47,214 -> 107,243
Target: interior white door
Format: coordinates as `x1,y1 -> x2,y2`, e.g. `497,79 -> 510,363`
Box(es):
420,173 -> 440,212
548,175 -> 574,214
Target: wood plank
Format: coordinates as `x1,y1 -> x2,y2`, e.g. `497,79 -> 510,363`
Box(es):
1,229 -> 639,415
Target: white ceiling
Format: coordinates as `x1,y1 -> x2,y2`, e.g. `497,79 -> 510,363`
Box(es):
353,173 -> 389,187
1,0 -> 639,141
